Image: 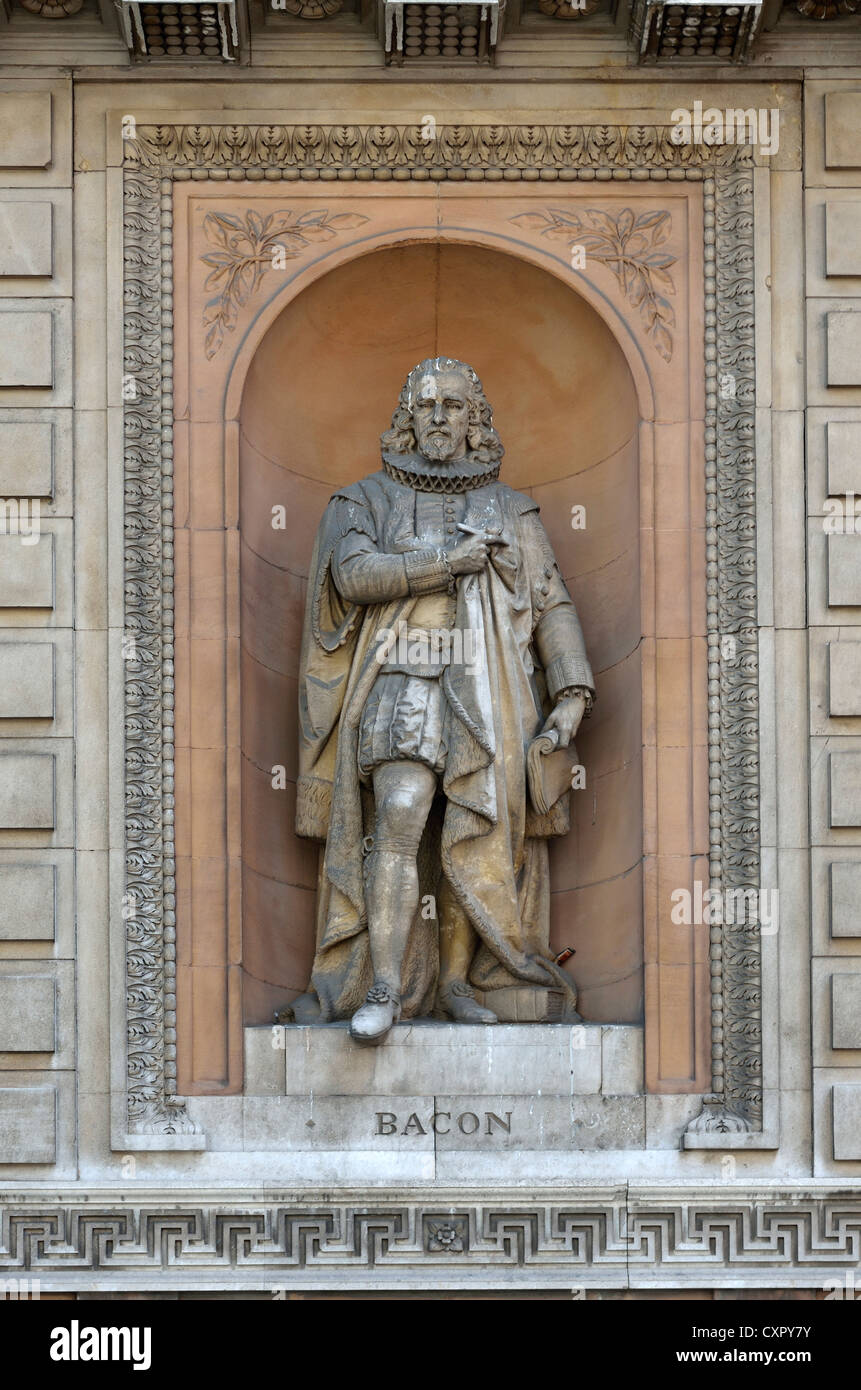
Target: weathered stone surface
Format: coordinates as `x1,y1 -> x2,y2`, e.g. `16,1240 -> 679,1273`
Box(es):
243,1094 -> 435,1151
0,202 -> 52,277
826,312 -> 861,386
0,93 -> 51,169
0,642 -> 53,718
825,201 -> 861,277
830,861 -> 861,938
826,421 -> 861,497
0,421 -> 53,497
435,1094 -> 645,1151
602,1023 -> 643,1095
243,1024 -> 284,1096
645,1093 -> 705,1149
827,535 -> 861,607
832,973 -> 861,1049
243,1088 -> 645,1153
0,310 -> 52,387
0,1085 -> 55,1162
240,1024 -> 647,1154
0,974 -> 55,1051
829,752 -> 861,828
0,753 -> 54,829
254,1022 -> 642,1098
832,1083 -> 861,1159
570,1094 -> 646,1150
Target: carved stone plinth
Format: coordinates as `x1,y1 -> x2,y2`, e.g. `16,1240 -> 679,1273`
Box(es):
244,1022 -> 645,1158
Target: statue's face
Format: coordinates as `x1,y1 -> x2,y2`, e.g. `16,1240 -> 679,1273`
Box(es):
411,370 -> 471,462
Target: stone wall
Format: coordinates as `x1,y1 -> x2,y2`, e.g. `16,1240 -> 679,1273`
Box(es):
0,79 -> 78,1177
0,55 -> 859,1292
803,83 -> 861,1170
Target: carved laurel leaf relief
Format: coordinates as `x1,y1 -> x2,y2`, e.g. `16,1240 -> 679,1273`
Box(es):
510,206 -> 677,361
201,207 -> 370,357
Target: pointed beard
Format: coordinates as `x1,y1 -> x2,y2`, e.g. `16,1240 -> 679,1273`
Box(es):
419,433 -> 458,462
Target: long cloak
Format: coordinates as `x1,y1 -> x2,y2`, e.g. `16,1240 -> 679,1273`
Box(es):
295,469 -> 584,1020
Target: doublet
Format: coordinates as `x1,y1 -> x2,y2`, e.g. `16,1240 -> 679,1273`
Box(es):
328,460 -> 595,783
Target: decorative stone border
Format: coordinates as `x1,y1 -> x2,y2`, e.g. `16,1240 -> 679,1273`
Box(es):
2,1188 -> 858,1287
122,124 -> 759,1143
694,161 -> 761,1134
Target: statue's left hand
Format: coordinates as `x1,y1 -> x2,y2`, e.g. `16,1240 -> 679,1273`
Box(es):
542,691 -> 587,747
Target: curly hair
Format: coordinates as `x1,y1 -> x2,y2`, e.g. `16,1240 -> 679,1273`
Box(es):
381,357 -> 504,465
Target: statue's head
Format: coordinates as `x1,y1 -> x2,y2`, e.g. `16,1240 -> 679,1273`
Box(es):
381,357 -> 503,467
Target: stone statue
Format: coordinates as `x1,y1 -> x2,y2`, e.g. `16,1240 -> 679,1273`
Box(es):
285,357 -> 595,1045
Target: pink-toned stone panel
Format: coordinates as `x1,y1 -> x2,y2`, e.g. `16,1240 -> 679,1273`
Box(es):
170,182 -> 707,1095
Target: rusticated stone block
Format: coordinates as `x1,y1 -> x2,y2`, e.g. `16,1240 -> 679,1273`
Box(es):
0,864 -> 55,940
827,312 -> 861,387
832,1083 -> 861,1159
0,310 -> 52,387
0,753 -> 54,829
825,202 -> 861,277
0,533 -> 54,608
826,421 -> 861,497
832,973 -> 861,1049
0,974 -> 55,1051
0,94 -> 52,169
825,93 -> 861,170
827,535 -> 861,607
0,1085 -> 55,1162
830,752 -> 861,827
829,642 -> 861,716
0,202 -> 52,277
0,642 -> 53,718
0,421 -> 53,497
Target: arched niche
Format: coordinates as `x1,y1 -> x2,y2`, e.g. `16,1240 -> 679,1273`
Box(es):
237,240 -> 644,1026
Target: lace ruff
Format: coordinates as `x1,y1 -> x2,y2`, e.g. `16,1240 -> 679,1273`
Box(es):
382,451 -> 501,495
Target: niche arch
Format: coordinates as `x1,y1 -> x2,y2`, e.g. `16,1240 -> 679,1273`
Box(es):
236,240 -> 646,1027
172,195 -> 708,1105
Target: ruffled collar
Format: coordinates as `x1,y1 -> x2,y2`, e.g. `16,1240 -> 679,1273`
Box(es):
382,450 -> 501,495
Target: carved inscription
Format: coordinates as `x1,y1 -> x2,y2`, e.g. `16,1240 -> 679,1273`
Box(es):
375,1110 -> 513,1136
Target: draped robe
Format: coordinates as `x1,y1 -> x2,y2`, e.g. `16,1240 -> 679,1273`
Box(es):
293,462 -> 594,1021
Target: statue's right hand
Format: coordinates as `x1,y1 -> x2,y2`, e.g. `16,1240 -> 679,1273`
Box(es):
446,530 -> 491,575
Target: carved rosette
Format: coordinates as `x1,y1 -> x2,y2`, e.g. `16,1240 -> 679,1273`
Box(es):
280,0 -> 343,14
796,0 -> 859,14
16,0 -> 84,13
122,123 -> 760,1143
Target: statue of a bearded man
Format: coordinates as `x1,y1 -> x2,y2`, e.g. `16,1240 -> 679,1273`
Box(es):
286,357 -> 595,1045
